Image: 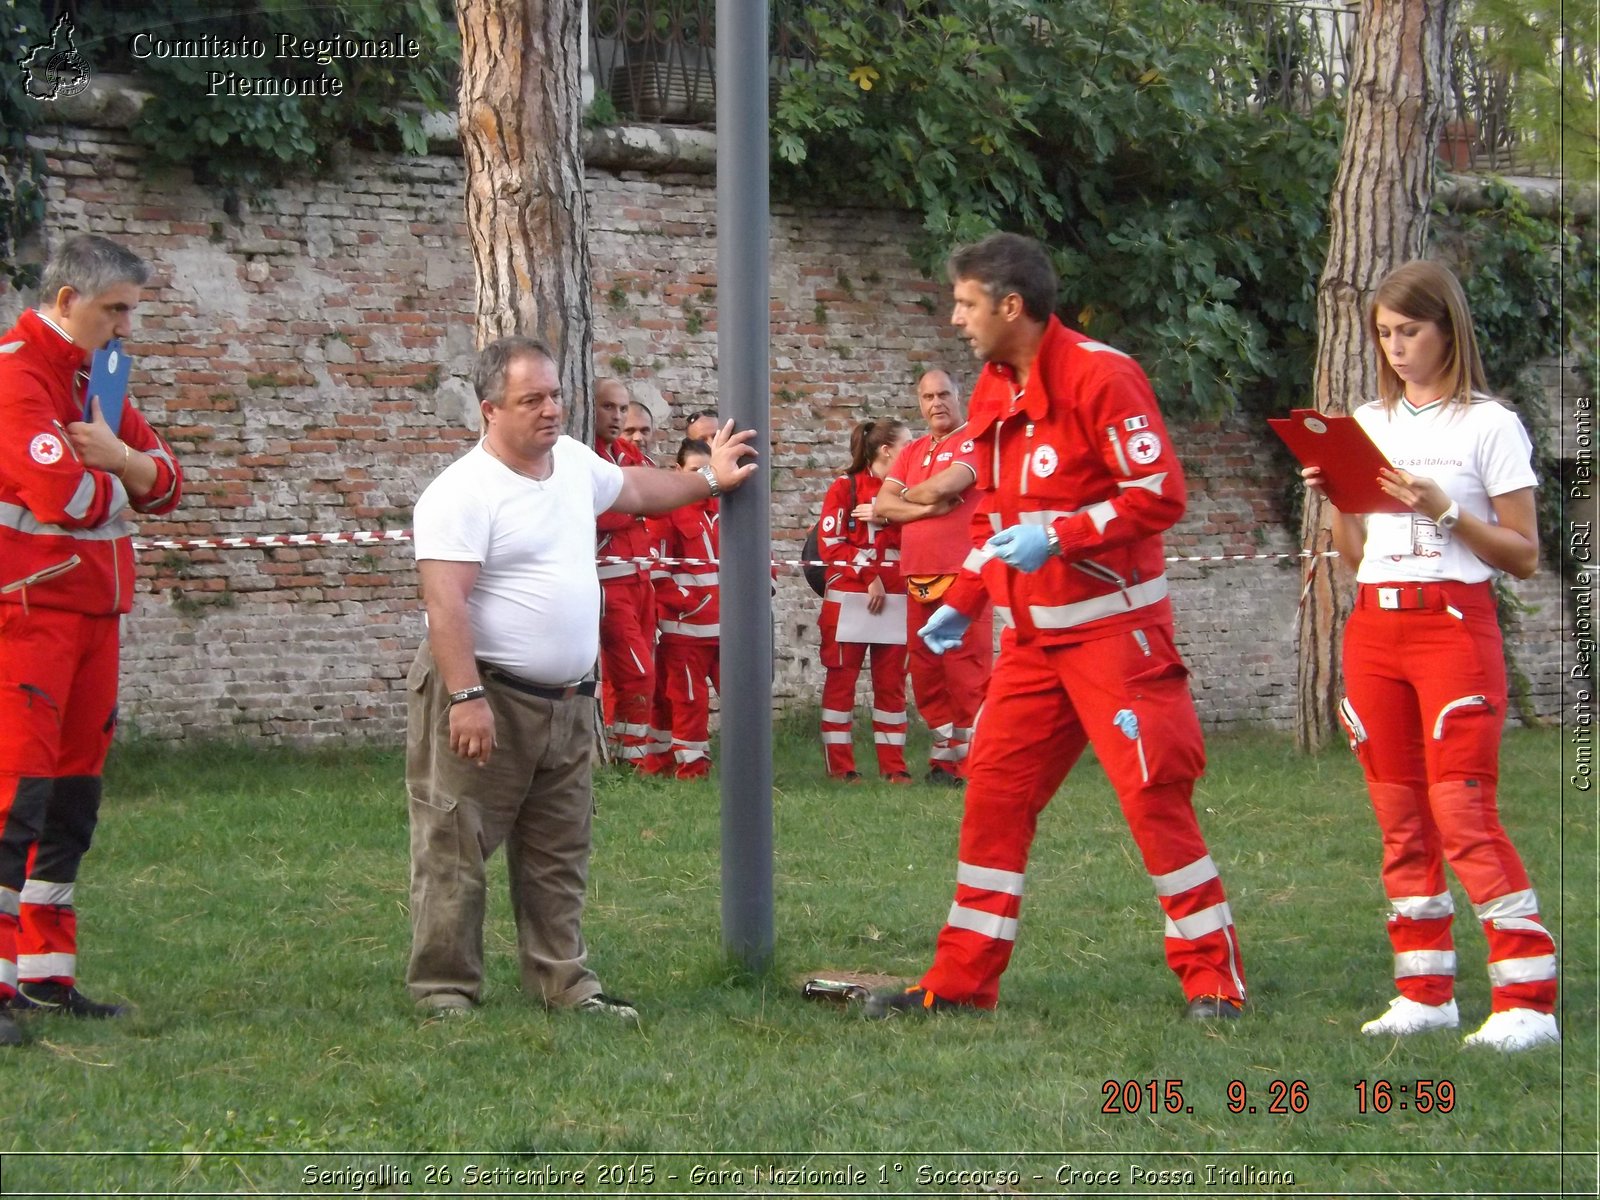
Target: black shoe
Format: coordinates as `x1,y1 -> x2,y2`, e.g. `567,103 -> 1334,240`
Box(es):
925,769 -> 963,788
1185,994 -> 1244,1020
0,1005 -> 22,1046
864,985 -> 965,1019
13,981 -> 126,1019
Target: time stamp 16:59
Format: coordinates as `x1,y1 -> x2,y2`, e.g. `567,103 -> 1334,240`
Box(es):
1100,1079 -> 1458,1115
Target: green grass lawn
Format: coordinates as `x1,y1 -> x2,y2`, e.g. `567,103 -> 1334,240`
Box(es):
2,718 -> 1591,1197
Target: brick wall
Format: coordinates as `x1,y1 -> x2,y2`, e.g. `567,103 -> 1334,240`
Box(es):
1,121 -> 1569,743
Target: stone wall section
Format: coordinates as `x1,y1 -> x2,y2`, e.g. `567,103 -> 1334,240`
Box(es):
0,122 -> 1567,743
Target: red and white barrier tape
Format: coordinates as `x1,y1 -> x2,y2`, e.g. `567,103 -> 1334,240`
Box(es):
132,530 -> 1338,568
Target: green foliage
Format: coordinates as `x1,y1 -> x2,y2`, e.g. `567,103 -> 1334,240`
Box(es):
771,0 -> 1342,417
0,0 -> 48,289
1465,0 -> 1597,180
1446,180 -> 1597,570
82,1 -> 458,191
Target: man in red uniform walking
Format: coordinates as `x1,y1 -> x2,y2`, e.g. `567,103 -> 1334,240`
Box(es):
874,368 -> 993,785
867,233 -> 1246,1020
0,235 -> 184,1045
593,379 -> 656,769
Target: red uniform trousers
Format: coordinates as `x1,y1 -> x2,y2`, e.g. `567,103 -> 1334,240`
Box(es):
0,605 -> 120,999
599,575 -> 656,766
907,592 -> 993,779
649,636 -> 718,780
818,592 -> 908,778
1340,580 -> 1555,1015
920,624 -> 1246,1009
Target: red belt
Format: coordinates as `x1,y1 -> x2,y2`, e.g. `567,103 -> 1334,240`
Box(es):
1358,583 -> 1449,612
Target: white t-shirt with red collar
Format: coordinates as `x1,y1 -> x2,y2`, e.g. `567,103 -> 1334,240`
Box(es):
1353,394 -> 1537,585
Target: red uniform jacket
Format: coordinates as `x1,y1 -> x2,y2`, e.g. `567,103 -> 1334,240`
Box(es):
649,497 -> 719,638
942,316 -> 1184,644
0,309 -> 183,615
817,471 -> 901,596
595,436 -> 654,582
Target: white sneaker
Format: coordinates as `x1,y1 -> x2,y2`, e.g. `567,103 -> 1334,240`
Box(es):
1360,996 -> 1460,1036
1463,1008 -> 1559,1051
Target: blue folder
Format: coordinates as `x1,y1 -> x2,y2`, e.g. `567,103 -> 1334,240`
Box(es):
85,338 -> 130,433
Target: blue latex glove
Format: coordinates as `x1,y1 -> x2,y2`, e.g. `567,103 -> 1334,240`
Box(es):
985,524 -> 1053,572
919,604 -> 972,655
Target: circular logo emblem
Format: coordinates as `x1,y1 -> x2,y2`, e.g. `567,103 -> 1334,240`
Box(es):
821,515 -> 836,534
29,433 -> 64,464
1031,445 -> 1058,478
960,439 -> 974,453
1304,417 -> 1327,435
1127,431 -> 1162,465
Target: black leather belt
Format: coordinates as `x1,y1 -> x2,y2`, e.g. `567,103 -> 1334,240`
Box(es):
479,664 -> 597,701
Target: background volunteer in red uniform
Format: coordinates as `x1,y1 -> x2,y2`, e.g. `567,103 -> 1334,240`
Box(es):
644,439 -> 720,779
874,368 -> 993,786
816,418 -> 912,783
1306,260 -> 1557,1053
593,380 -> 656,769
0,235 -> 183,1044
867,233 -> 1246,1020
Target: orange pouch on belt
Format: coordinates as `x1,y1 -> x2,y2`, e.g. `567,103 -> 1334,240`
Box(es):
906,573 -> 956,604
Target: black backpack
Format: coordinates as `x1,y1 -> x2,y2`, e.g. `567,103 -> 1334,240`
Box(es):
802,474 -> 857,597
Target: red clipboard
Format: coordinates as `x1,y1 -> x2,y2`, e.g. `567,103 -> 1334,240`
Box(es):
1268,408 -> 1409,514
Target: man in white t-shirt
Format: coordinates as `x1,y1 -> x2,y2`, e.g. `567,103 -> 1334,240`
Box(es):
406,336 -> 756,1021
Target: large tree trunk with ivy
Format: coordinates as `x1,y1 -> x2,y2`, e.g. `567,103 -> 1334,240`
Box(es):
1296,0 -> 1458,752
457,0 -> 593,435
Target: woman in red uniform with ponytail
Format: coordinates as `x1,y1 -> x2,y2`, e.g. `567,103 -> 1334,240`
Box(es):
1306,259 -> 1557,1052
817,418 -> 913,783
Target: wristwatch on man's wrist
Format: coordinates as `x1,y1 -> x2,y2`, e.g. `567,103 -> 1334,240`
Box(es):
448,685 -> 487,707
1435,501 -> 1461,531
698,465 -> 722,497
1045,524 -> 1063,557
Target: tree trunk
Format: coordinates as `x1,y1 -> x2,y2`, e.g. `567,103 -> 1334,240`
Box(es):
1296,0 -> 1458,752
457,0 -> 594,437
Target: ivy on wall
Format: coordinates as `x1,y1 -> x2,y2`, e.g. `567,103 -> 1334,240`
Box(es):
1,0 -> 48,289
770,0 -> 1341,419
79,1 -> 458,192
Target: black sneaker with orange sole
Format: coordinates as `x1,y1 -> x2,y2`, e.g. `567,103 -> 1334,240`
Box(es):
864,985 -> 967,1019
1185,994 -> 1244,1020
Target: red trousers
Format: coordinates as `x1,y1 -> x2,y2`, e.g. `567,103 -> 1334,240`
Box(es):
644,636 -> 718,780
920,624 -> 1245,1008
599,576 -> 655,766
1341,581 -> 1555,1014
0,605 -> 120,998
907,592 -> 993,778
818,594 -> 907,778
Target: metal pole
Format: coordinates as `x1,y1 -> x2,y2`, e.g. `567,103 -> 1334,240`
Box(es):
715,0 -> 773,968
